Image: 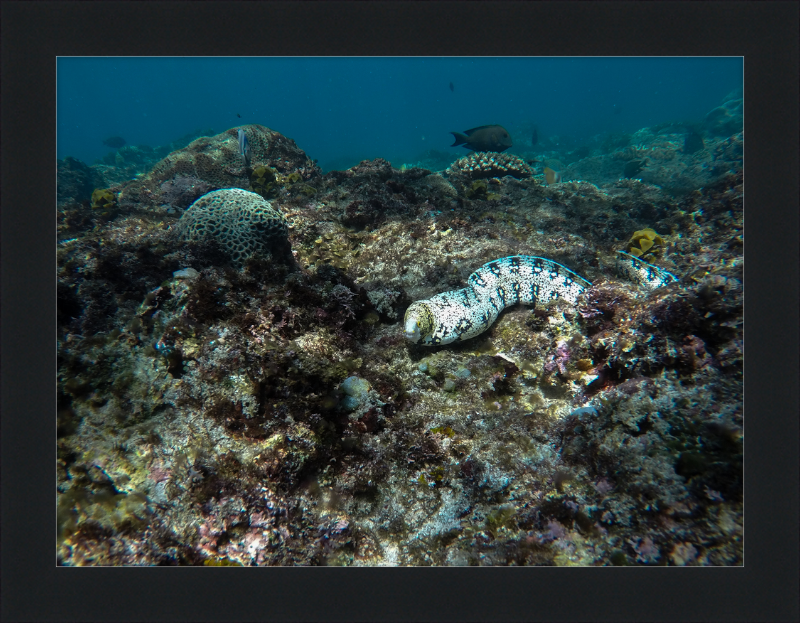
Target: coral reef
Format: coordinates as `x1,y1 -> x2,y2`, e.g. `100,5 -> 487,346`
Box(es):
111,125 -> 322,213
565,129 -> 736,196
56,103 -> 743,566
559,96 -> 744,196
713,132 -> 743,164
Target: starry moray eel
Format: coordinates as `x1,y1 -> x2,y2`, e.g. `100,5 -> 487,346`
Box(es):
404,252 -> 677,345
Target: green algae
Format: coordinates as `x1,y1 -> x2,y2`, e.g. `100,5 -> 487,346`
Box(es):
627,227 -> 666,260
203,557 -> 244,566
430,426 -> 455,438
485,505 -> 516,538
250,165 -> 277,198
466,180 -> 488,200
91,188 -> 116,210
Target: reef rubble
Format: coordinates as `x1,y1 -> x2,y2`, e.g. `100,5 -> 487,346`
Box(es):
57,115 -> 743,566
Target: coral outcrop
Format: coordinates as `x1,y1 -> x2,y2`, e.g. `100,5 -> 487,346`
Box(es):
703,92 -> 743,137
173,189 -> 290,264
157,176 -> 212,210
58,156 -> 107,204
446,152 -> 536,181
114,125 -> 322,212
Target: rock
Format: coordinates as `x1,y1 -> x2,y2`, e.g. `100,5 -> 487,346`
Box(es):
57,156 -> 106,203
703,98 -> 743,137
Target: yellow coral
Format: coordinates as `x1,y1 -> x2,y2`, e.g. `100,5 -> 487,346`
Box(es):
627,228 -> 666,259
466,180 -> 488,199
249,165 -> 277,198
91,188 -> 116,210
203,557 -> 244,566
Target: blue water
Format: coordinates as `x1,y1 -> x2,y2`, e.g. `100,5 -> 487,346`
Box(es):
57,57 -> 742,171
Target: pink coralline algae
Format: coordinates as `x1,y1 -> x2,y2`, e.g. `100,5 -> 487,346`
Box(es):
544,341 -> 571,374
632,536 -> 661,564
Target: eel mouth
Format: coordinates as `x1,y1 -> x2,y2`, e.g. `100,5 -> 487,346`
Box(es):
404,303 -> 431,343
403,318 -> 421,343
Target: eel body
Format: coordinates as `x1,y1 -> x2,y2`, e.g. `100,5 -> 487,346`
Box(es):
404,252 -> 677,345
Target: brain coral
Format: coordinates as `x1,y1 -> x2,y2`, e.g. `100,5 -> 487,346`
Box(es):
446,152 -> 535,180
173,188 -> 289,264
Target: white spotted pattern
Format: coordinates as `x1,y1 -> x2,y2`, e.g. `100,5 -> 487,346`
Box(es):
615,251 -> 678,290
404,253 -> 677,345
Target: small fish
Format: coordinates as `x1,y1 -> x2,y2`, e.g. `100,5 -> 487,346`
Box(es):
544,167 -> 562,185
450,125 -> 512,152
238,128 -> 251,167
103,136 -> 126,149
531,126 -> 538,147
236,113 -> 241,118
683,130 -> 704,154
623,159 -> 648,178
449,82 -> 454,92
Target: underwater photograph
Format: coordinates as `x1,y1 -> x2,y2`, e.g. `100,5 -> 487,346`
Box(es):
57,56 -> 743,566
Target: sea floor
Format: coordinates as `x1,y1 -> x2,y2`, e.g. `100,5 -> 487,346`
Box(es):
57,121 -> 743,566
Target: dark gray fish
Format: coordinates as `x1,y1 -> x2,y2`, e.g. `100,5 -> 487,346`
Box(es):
449,82 -> 454,92
238,128 -> 251,167
450,125 -> 512,152
684,130 -> 705,154
103,136 -> 126,149
623,158 -> 648,178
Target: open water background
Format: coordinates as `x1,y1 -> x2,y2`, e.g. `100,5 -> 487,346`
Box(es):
57,57 -> 742,171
